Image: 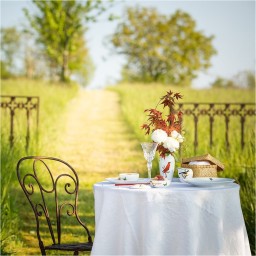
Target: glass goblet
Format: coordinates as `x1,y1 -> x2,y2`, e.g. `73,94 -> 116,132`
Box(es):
140,142 -> 158,179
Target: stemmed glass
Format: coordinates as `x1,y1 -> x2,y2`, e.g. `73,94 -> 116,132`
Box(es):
141,142 -> 158,179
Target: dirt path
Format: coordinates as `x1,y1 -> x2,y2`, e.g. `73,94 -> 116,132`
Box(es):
58,89 -> 145,183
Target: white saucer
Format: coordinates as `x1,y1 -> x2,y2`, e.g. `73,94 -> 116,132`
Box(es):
105,177 -> 150,185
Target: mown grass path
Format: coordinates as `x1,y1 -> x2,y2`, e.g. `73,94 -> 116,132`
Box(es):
16,89 -> 146,255
58,89 -> 145,185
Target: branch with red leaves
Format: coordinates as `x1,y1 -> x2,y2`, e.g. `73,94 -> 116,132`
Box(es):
141,90 -> 183,157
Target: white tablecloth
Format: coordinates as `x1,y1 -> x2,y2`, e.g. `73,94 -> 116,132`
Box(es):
92,181 -> 251,255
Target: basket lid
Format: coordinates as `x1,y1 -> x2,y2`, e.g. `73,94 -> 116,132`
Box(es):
182,153 -> 224,171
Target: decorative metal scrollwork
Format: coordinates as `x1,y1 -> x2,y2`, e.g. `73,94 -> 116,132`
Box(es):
174,103 -> 255,154
59,203 -> 75,216
0,95 -> 39,150
16,156 -> 93,245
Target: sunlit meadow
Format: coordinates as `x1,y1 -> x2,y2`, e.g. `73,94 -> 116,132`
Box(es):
1,80 -> 255,254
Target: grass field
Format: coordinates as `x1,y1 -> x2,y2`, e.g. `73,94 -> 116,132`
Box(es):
1,80 -> 255,255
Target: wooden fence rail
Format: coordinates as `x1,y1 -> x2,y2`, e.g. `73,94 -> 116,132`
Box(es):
175,103 -> 256,154
0,95 -> 39,150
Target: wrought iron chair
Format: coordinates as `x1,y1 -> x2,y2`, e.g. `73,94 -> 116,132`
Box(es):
16,156 -> 93,255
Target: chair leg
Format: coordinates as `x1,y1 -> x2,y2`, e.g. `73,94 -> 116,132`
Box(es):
39,241 -> 46,255
40,247 -> 46,255
74,251 -> 79,255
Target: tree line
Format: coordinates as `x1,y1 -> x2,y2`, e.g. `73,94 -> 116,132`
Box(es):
1,0 -> 254,88
1,0 -> 111,84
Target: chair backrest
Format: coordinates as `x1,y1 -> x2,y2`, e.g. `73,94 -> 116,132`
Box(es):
16,156 -> 92,246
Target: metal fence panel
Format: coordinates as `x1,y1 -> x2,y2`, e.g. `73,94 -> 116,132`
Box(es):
0,95 -> 39,150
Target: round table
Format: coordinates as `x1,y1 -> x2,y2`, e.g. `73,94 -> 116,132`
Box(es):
91,181 -> 251,255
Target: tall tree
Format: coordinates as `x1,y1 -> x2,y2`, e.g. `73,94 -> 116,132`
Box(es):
0,27 -> 21,78
20,29 -> 46,79
111,7 -> 216,85
24,0 -> 109,83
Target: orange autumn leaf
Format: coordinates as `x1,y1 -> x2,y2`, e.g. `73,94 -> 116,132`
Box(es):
141,90 -> 183,157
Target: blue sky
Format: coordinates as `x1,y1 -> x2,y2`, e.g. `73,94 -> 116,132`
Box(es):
1,0 -> 255,88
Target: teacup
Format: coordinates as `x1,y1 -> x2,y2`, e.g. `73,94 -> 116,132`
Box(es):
177,167 -> 193,183
150,179 -> 171,188
119,173 -> 139,181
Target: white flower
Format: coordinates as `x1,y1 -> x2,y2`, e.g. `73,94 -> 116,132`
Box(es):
171,130 -> 184,143
163,137 -> 180,152
151,129 -> 168,143
171,130 -> 179,138
177,134 -> 184,143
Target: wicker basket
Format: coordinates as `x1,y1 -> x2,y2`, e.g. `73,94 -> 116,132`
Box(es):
181,164 -> 218,177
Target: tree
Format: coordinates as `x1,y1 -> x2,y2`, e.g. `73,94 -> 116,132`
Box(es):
211,71 -> 256,89
246,71 -> 256,89
211,77 -> 235,88
0,61 -> 12,79
19,29 -> 46,79
0,27 -> 21,78
111,7 -> 217,85
24,0 -> 110,83
233,70 -> 255,89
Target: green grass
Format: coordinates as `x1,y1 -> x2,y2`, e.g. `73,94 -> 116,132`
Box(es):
1,80 -> 255,255
109,82 -> 255,254
1,79 -> 79,254
108,83 -> 255,166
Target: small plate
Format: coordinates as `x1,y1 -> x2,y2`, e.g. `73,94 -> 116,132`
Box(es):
183,177 -> 235,187
119,173 -> 139,181
105,177 -> 150,185
129,184 -> 150,189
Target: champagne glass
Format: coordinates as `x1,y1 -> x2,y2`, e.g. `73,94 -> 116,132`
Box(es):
141,142 -> 158,179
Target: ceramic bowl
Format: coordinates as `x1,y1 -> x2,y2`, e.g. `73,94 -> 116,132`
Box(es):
150,179 -> 170,188
119,173 -> 139,181
177,167 -> 193,183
